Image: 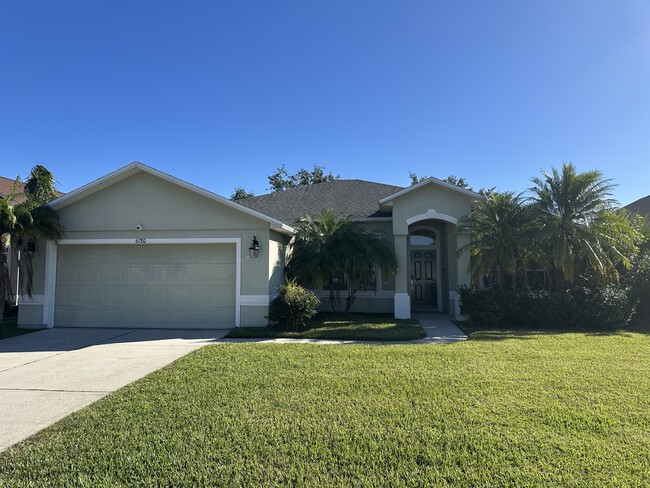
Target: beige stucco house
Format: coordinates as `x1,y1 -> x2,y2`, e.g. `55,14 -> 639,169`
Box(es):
17,162 -> 484,329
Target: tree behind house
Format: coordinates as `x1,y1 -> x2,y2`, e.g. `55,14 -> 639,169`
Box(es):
268,164 -> 340,192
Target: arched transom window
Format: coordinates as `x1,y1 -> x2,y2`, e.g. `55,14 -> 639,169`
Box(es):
409,228 -> 436,247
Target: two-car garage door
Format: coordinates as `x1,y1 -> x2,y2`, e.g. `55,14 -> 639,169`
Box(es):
54,244 -> 236,328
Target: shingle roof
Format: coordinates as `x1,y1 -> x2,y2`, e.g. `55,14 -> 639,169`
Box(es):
238,179 -> 404,224
0,176 -> 25,203
0,175 -> 64,204
625,195 -> 650,217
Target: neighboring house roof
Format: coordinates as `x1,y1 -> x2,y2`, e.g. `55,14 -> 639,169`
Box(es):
49,162 -> 295,235
0,175 -> 65,203
238,179 -> 404,224
625,195 -> 650,217
0,176 -> 25,203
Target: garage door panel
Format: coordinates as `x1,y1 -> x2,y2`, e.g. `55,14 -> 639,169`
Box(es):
55,244 -> 236,328
104,266 -> 124,281
60,267 -> 81,282
124,288 -> 145,304
78,247 -> 102,264
79,287 -> 101,303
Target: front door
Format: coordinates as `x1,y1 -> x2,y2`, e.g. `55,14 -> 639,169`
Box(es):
410,249 -> 438,310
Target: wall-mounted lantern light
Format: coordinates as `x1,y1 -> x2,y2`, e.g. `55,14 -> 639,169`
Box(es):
249,236 -> 260,258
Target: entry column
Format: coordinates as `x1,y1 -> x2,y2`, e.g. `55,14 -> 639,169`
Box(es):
393,234 -> 410,319
453,232 -> 471,319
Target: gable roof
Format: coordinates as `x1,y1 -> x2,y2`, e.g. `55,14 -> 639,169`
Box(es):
49,162 -> 295,235
378,176 -> 485,205
0,176 -> 23,201
625,195 -> 650,217
238,179 -> 403,224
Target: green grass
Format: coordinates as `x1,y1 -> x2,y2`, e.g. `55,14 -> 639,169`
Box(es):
0,315 -> 34,340
2,329 -> 650,486
225,313 -> 426,341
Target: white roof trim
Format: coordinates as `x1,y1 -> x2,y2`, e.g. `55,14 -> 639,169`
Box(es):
378,177 -> 485,204
49,162 -> 295,235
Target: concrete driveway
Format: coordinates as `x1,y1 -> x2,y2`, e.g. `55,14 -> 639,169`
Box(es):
0,327 -> 230,452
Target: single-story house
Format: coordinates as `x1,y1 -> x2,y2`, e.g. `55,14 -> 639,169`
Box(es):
17,162 -> 485,329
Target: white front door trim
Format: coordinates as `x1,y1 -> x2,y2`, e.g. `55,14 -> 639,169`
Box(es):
43,237 -> 242,328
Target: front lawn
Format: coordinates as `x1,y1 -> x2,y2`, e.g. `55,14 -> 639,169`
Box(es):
225,313 -> 426,341
2,329 -> 650,485
0,316 -> 34,340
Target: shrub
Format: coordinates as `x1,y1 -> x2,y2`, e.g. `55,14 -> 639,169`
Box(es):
458,285 -> 635,329
626,250 -> 650,325
267,282 -> 321,331
572,285 -> 636,328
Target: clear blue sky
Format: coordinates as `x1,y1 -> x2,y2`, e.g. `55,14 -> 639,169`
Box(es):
1,1 -> 648,205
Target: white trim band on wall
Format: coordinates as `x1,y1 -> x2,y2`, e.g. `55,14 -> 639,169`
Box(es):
43,237 -> 242,328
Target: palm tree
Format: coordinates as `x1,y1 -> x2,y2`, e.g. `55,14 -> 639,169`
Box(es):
1,195 -> 18,324
530,163 -> 638,289
286,209 -> 398,312
1,166 -> 63,323
457,192 -> 533,288
23,165 -> 59,204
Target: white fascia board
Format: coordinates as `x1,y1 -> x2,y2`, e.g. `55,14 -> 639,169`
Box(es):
378,177 -> 486,204
49,162 -> 295,236
274,223 -> 297,234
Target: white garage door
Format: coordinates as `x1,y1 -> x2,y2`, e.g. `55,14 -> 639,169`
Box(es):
54,244 -> 236,328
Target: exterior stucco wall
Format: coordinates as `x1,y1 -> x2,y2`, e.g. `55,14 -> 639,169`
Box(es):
19,171 -> 278,328
240,306 -> 268,327
390,183 -> 473,235
268,230 -> 289,297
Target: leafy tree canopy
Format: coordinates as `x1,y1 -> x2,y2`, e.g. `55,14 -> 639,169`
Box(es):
409,172 -> 496,196
269,164 -> 340,192
230,187 -> 255,201
409,172 -> 470,189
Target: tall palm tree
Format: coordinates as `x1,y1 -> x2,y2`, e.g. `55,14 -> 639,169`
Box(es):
1,196 -> 18,323
23,164 -> 59,204
287,209 -> 398,312
457,192 -> 533,288
1,166 -> 63,323
530,163 -> 638,289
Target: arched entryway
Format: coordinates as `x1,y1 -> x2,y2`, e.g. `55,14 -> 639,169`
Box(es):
409,226 -> 442,312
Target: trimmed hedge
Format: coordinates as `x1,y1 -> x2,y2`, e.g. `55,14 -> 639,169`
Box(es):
267,283 -> 321,330
458,285 -> 636,329
626,250 -> 650,325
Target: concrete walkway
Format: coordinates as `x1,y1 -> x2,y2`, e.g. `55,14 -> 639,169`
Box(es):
413,313 -> 468,344
0,327 -> 229,452
223,313 -> 468,345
